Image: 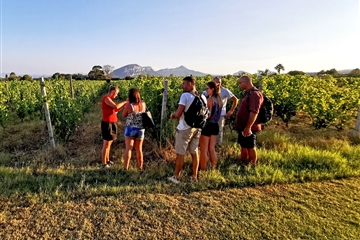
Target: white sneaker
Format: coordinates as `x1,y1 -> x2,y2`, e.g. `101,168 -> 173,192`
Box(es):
168,176 -> 180,184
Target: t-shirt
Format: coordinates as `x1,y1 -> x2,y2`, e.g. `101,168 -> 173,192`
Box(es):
235,87 -> 263,132
177,92 -> 207,130
219,87 -> 235,116
102,96 -> 117,122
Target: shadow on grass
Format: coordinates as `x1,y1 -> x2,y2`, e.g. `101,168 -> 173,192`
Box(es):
1,146 -> 360,201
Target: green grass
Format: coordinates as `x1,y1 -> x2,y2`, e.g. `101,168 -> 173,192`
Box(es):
0,105 -> 360,238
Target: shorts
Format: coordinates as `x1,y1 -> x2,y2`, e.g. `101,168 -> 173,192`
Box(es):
201,122 -> 219,137
237,131 -> 257,149
101,121 -> 117,141
175,128 -> 201,155
124,126 -> 145,139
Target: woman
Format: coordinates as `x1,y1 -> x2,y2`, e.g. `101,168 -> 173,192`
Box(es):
122,88 -> 146,170
101,86 -> 127,168
199,81 -> 223,170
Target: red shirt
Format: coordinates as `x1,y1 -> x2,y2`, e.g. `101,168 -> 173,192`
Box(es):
236,87 -> 263,132
102,96 -> 117,122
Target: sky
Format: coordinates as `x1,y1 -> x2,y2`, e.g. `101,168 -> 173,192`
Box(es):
0,0 -> 359,77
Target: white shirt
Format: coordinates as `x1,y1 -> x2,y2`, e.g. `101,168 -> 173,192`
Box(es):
177,92 -> 207,130
203,87 -> 235,116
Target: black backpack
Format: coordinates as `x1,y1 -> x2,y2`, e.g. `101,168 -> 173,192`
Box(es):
247,89 -> 274,124
184,93 -> 208,129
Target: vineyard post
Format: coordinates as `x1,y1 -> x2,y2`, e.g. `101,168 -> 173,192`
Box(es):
70,75 -> 74,98
258,75 -> 263,91
160,80 -> 168,140
40,77 -> 55,148
354,109 -> 360,138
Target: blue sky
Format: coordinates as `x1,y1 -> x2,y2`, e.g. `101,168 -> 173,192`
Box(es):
0,0 -> 359,77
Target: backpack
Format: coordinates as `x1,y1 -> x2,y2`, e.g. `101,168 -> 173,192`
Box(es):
247,89 -> 274,124
184,92 -> 208,129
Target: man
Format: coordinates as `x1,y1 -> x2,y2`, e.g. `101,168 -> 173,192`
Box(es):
101,86 -> 127,168
235,75 -> 263,166
169,76 -> 207,183
211,77 -> 238,146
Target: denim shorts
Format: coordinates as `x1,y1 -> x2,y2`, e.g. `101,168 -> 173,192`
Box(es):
124,126 -> 145,139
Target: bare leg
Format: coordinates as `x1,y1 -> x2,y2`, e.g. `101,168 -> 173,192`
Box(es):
208,135 -> 218,169
175,154 -> 185,179
124,137 -> 134,170
190,152 -> 199,180
247,148 -> 258,166
134,138 -> 144,170
240,147 -> 249,164
102,140 -> 113,165
199,135 -> 209,171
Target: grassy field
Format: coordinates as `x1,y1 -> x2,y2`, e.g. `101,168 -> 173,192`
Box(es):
0,101 -> 359,239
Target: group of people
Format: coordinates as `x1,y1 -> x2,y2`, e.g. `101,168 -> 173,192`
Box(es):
101,75 -> 264,183
101,86 -> 146,170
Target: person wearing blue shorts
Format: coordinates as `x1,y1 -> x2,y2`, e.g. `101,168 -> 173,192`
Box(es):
122,88 -> 146,170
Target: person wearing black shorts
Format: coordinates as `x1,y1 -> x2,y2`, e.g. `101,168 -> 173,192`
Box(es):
199,82 -> 223,170
235,76 -> 264,166
101,86 -> 127,168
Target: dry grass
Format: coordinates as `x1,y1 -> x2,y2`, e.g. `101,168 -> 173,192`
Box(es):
1,103 -> 360,239
0,177 -> 359,239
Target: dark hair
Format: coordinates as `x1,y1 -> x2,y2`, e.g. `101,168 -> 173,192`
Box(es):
207,81 -> 223,108
183,76 -> 195,85
128,88 -> 141,104
108,85 -> 119,93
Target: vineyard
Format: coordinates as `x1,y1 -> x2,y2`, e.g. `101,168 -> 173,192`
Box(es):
1,75 -> 360,239
1,74 -> 359,144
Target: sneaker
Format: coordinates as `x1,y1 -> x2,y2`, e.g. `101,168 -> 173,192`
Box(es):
107,160 -> 115,165
101,164 -> 110,169
168,176 -> 180,184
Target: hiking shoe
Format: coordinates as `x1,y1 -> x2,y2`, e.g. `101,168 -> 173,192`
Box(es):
107,160 -> 115,165
168,176 -> 180,184
101,164 -> 110,169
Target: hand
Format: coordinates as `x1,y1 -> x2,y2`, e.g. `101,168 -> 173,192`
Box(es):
242,128 -> 252,137
170,113 -> 176,119
226,110 -> 234,117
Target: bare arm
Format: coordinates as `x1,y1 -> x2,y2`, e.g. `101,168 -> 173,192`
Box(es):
171,104 -> 186,119
207,97 -> 214,118
116,101 -> 128,112
243,112 -> 258,136
104,97 -> 117,108
122,103 -> 132,118
226,96 -> 239,117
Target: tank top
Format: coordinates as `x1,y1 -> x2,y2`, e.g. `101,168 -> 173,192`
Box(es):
102,96 -> 117,122
125,102 -> 145,129
208,97 -> 221,123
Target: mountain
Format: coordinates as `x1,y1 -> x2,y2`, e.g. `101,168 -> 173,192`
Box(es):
233,70 -> 250,76
156,65 -> 207,77
112,64 -> 157,78
112,64 -> 208,78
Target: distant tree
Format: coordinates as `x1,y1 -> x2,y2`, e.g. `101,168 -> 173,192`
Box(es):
21,74 -> 32,81
287,70 -> 306,76
88,65 -> 105,80
349,68 -> 360,77
258,69 -> 276,76
5,74 -> 8,79
72,73 -> 84,80
103,65 -> 115,79
317,70 -> 325,77
125,75 -> 133,80
92,65 -> 102,71
52,72 -> 60,79
9,72 -> 18,81
325,68 -> 339,77
274,64 -> 285,74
